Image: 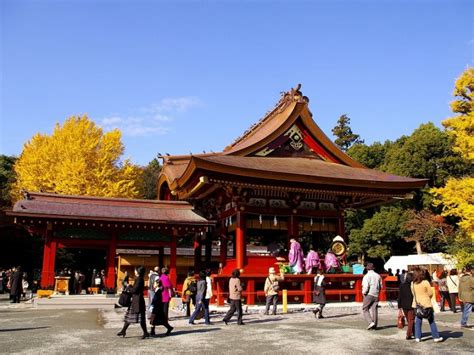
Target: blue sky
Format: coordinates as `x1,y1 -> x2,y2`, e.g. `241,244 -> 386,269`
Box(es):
1,0 -> 472,165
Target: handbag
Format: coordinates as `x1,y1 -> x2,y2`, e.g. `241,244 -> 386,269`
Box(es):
397,309 -> 406,329
412,283 -> 433,319
118,290 -> 132,307
267,278 -> 279,292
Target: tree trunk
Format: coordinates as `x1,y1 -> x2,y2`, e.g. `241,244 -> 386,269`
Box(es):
415,240 -> 423,255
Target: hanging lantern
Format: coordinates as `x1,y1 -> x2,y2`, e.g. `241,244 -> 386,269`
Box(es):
322,218 -> 325,226
274,216 -> 278,226
230,216 -> 233,226
310,217 -> 313,226
259,214 -> 263,225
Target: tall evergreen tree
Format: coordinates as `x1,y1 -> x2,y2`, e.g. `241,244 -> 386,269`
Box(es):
141,157 -> 162,199
332,114 -> 364,151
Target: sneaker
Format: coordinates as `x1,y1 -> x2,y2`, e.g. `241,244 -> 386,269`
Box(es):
367,322 -> 375,330
415,338 -> 421,343
433,337 -> 443,343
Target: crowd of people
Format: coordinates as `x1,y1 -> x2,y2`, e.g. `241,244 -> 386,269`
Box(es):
0,266 -> 30,303
393,264 -> 473,343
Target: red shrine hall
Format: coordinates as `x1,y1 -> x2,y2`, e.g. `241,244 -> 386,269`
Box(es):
8,85 -> 426,304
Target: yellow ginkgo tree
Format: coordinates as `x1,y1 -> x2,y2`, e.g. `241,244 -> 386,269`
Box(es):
12,115 -> 143,200
432,67 -> 474,267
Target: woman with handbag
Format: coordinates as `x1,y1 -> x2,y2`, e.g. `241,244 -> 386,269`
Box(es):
312,269 -> 326,319
411,267 -> 443,343
397,272 -> 415,339
117,266 -> 149,339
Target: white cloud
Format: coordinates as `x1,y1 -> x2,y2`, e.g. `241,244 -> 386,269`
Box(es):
145,96 -> 203,114
99,96 -> 202,137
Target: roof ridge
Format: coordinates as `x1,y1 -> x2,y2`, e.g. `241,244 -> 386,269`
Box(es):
223,84 -> 310,152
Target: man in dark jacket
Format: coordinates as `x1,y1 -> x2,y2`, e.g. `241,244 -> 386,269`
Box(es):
10,266 -> 23,303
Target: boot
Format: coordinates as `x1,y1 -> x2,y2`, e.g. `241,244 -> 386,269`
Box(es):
117,323 -> 129,337
150,326 -> 156,336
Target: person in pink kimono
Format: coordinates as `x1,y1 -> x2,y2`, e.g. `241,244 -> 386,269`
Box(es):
305,248 -> 320,274
324,251 -> 340,273
289,238 -> 305,274
159,268 -> 174,319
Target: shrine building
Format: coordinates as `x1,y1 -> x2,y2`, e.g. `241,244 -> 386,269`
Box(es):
8,85 -> 426,303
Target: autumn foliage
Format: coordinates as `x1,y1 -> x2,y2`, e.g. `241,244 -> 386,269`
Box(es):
12,115 -> 143,200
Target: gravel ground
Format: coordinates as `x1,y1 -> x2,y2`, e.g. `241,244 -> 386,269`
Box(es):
0,300 -> 472,354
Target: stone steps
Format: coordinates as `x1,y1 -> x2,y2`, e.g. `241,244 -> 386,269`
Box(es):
33,294 -> 119,309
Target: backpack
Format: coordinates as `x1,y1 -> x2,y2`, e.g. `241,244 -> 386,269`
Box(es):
188,281 -> 197,295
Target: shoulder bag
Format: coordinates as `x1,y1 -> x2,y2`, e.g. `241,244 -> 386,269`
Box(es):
412,283 -> 433,319
118,286 -> 132,307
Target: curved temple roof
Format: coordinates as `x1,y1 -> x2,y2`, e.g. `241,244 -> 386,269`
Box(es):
8,192 -> 212,225
159,85 -> 427,198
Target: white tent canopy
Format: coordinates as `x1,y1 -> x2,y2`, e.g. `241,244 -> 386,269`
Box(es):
384,253 -> 456,272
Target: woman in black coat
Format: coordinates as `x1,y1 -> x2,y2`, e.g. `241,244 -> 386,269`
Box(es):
10,266 -> 23,303
117,266 -> 149,339
397,272 -> 415,340
312,269 -> 326,319
149,279 -> 173,336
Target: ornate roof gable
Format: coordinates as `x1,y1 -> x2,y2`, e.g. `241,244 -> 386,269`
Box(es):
222,84 -> 363,167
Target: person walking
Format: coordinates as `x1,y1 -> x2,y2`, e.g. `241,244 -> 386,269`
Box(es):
9,266 -> 23,303
117,266 -> 149,339
411,267 -> 443,343
458,265 -> 473,329
205,269 -> 213,318
222,269 -> 244,325
148,267 -> 159,309
149,279 -> 173,336
438,271 -> 452,312
398,272 -> 415,340
312,268 -> 326,319
160,268 -> 174,320
264,267 -> 284,315
447,269 -> 461,313
361,263 -> 381,330
189,270 -> 211,325
181,271 -> 196,317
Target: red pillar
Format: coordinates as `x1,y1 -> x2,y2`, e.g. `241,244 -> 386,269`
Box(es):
216,278 -> 224,306
48,237 -> 58,286
40,229 -> 52,289
236,212 -> 246,270
246,279 -> 255,305
355,278 -> 363,302
170,229 -> 177,286
105,232 -> 117,289
304,278 -> 312,304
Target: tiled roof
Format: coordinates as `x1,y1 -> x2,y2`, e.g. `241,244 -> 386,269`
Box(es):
9,192 -> 211,225
190,155 -> 427,189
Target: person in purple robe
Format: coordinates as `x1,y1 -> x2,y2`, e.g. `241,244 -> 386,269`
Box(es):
305,248 -> 320,274
324,250 -> 340,273
288,238 -> 305,274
